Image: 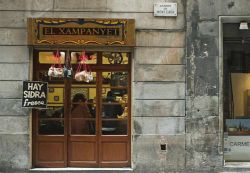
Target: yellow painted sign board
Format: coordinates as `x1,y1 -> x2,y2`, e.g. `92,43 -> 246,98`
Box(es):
27,18 -> 135,46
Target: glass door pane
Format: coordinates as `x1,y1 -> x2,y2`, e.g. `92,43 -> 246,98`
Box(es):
38,85 -> 65,135
69,75 -> 98,166
34,49 -> 67,167
101,72 -> 128,135
70,75 -> 97,135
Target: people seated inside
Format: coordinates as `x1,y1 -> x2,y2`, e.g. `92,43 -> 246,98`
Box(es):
102,91 -> 124,134
87,99 -> 96,117
71,93 -> 95,134
103,91 -> 123,118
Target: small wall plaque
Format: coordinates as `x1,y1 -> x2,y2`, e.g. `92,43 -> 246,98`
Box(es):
154,3 -> 177,17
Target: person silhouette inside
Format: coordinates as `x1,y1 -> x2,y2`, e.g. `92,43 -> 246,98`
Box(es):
71,93 -> 94,134
102,91 -> 123,134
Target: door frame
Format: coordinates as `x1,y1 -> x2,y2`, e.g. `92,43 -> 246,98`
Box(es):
31,47 -> 133,168
219,16 -> 250,164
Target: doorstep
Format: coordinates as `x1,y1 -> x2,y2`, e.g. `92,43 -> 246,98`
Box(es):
29,167 -> 133,173
224,162 -> 250,168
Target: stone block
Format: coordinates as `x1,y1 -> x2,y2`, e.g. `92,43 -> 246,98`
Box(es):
188,60 -> 218,94
0,134 -> 29,169
0,99 -> 29,116
221,0 -> 250,16
52,12 -> 184,30
0,46 -> 29,63
0,11 -> 53,28
186,57 -> 219,96
0,29 -> 27,45
108,0 -> 185,13
134,117 -> 185,135
134,82 -> 185,99
0,0 -> 53,11
186,96 -> 218,117
136,13 -> 184,30
54,0 -> 109,11
136,31 -> 185,47
187,0 -> 250,21
0,11 -> 26,28
134,100 -> 185,117
0,64 -> 29,80
186,23 -> 219,96
198,21 -> 219,37
134,65 -> 185,81
0,116 -> 29,134
186,30 -> 219,57
54,0 -> 184,13
133,135 -> 185,170
0,81 -> 23,99
197,0 -> 220,20
186,116 -> 219,134
186,133 -> 223,169
186,0 -> 220,21
135,47 -> 185,65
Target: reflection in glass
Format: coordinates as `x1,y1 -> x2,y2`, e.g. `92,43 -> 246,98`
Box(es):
71,92 -> 96,135
71,119 -> 95,135
102,121 -> 127,135
101,71 -> 129,135
102,103 -> 123,118
102,72 -> 128,87
102,52 -> 129,64
101,89 -> 128,135
39,51 -> 65,64
71,51 -> 97,64
47,87 -> 64,107
73,71 -> 97,84
39,120 -> 64,135
39,107 -> 64,118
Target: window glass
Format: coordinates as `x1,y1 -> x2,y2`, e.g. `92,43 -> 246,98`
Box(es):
102,52 -> 129,64
71,51 -> 97,64
38,107 -> 64,135
39,51 -> 65,64
71,84 -> 96,135
223,24 -> 250,162
101,72 -> 128,135
39,107 -> 64,118
47,86 -> 64,107
224,51 -> 250,133
39,120 -> 64,135
102,72 -> 128,87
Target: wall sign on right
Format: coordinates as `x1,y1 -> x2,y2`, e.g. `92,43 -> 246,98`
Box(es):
154,3 -> 177,17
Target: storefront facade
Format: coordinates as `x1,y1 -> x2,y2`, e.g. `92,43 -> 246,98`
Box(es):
28,18 -> 134,168
1,0 -> 250,172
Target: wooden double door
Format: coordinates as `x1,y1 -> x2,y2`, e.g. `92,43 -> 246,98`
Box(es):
32,50 -> 131,167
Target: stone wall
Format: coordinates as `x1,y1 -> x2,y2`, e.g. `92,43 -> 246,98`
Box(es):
186,0 -> 250,172
133,0 -> 186,171
0,1 -> 186,172
1,0 -> 250,172
0,0 -> 31,171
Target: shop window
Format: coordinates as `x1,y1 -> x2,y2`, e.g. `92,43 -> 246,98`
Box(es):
223,23 -> 250,162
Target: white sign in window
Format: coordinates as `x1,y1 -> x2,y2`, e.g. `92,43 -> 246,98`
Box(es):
154,3 -> 177,17
224,135 -> 250,161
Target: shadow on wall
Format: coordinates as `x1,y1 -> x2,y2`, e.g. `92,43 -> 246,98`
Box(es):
133,120 -> 142,141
